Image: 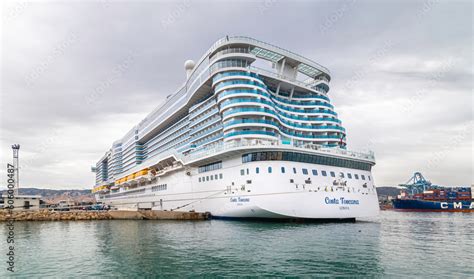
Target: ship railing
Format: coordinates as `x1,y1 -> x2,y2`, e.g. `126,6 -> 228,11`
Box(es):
206,62 -> 327,94
209,47 -> 251,62
209,36 -> 331,75
184,139 -> 375,162
247,66 -> 327,94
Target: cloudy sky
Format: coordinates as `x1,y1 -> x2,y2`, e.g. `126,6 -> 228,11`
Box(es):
0,0 -> 472,189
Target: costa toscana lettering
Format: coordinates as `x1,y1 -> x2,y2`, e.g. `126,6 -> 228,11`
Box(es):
230,197 -> 250,203
440,202 -> 474,209
325,197 -> 360,205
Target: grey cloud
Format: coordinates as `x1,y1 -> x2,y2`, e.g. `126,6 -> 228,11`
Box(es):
0,0 -> 472,189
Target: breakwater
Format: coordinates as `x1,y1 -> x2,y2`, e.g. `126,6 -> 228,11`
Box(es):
0,210 -> 210,221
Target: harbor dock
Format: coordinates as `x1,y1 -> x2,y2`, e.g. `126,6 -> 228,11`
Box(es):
0,209 -> 211,221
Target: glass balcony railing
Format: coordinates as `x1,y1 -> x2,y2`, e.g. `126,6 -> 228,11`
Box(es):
218,88 -> 271,99
246,66 -> 328,95
224,129 -> 340,140
212,71 -> 330,102
225,130 -> 277,138
217,88 -> 331,105
189,100 -> 217,119
193,133 -> 224,147
222,107 -> 342,123
189,108 -> 219,127
208,62 -> 328,95
209,47 -> 251,61
190,124 -> 223,143
214,79 -> 267,92
220,98 -> 337,116
224,119 -> 345,132
224,122 -> 342,139
271,95 -> 332,108
213,71 -> 260,83
224,119 -> 278,127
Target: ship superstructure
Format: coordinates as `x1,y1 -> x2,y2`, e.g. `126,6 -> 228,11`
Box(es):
91,36 -> 379,220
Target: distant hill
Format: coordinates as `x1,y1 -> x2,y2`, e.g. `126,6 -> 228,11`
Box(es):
0,188 -> 94,204
376,186 -> 401,197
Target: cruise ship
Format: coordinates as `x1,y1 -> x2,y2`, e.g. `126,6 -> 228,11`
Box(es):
91,36 -> 379,220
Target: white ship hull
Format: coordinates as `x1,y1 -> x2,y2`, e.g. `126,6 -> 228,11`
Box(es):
97,152 -> 379,220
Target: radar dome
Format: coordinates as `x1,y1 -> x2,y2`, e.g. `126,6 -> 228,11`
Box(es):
184,60 -> 195,79
184,60 -> 195,70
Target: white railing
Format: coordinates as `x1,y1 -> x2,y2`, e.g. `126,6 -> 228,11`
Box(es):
247,66 -> 327,94
209,47 -> 251,62
185,139 -> 375,162
210,36 -> 331,75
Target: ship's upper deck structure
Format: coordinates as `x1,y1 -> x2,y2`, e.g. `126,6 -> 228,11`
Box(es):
93,36 -> 373,192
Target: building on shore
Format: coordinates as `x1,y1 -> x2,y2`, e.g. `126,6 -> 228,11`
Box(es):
1,194 -> 42,211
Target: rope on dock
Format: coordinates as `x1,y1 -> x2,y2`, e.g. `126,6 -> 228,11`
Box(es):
170,189 -> 227,211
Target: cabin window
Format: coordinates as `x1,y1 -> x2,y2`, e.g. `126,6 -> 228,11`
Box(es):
240,169 -> 245,176
322,171 -> 327,176
312,169 -> 318,176
293,167 -> 297,174
256,167 -> 260,174
361,175 -> 365,180
347,173 -> 352,179
198,161 -> 222,173
330,171 -> 335,177
302,168 -> 308,175
241,151 -> 371,171
219,173 -> 223,179
355,174 -> 359,180
281,167 -> 285,173
268,166 -> 272,173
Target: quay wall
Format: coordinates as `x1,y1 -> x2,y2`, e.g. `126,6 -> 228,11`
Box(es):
0,210 -> 210,221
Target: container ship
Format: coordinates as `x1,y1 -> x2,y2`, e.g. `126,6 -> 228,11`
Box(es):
392,172 -> 474,212
91,36 -> 379,220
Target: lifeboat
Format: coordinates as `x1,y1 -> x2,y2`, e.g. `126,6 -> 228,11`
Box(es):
99,187 -> 110,194
92,185 -> 108,193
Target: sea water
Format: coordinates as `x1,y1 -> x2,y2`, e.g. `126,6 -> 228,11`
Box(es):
0,211 -> 473,277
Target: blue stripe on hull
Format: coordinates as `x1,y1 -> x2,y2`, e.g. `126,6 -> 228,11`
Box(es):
392,199 -> 474,211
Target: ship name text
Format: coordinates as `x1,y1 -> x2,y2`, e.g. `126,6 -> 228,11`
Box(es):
325,197 -> 360,205
440,202 -> 474,209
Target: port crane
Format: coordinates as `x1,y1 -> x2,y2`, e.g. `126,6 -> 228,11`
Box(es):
398,172 -> 442,195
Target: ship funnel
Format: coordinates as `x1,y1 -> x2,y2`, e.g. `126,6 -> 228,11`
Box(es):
184,60 -> 195,79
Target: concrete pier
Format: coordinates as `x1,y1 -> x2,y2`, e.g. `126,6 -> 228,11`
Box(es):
0,209 -> 210,221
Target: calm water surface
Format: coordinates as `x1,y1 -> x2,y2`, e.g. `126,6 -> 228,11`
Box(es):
1,211 -> 473,277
